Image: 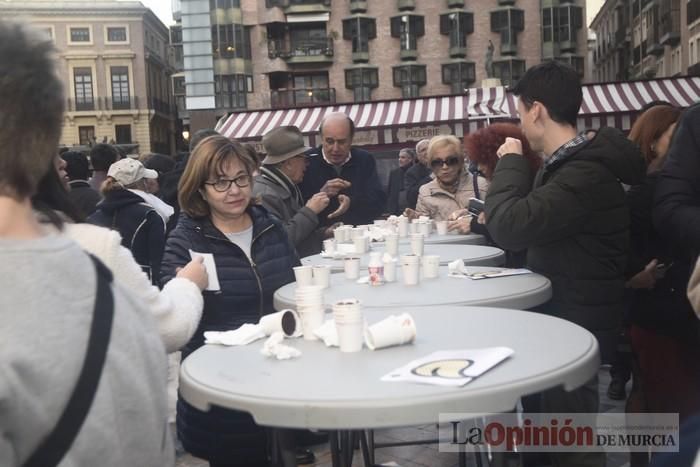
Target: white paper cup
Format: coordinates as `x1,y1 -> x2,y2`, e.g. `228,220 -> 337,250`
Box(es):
410,234 -> 424,256
353,236 -> 366,254
293,266 -> 314,286
397,217 -> 409,237
436,221 -> 448,236
385,234 -> 399,256
422,255 -> 440,279
373,220 -> 387,227
295,285 -> 324,306
418,221 -> 432,237
408,222 -> 419,235
365,313 -> 416,350
323,238 -> 336,254
333,228 -> 344,243
383,259 -> 397,282
336,320 -> 364,352
344,257 -> 361,279
400,254 -> 421,286
259,309 -> 298,337
297,306 -> 325,341
351,227 -> 365,240
312,265 -> 331,289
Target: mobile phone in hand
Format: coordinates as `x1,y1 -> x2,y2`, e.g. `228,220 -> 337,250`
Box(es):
468,198 -> 484,217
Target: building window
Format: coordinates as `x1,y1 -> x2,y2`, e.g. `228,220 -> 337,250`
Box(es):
439,12 -> 473,49
558,5 -> 583,43
210,0 -> 241,8
689,0 -> 700,25
392,64 -> 426,98
289,25 -> 328,55
390,15 -> 424,51
215,74 -> 248,109
342,17 -> 377,53
111,67 -> 130,109
170,26 -> 182,44
442,61 -> 476,94
490,8 -> 524,52
555,55 -> 585,77
115,125 -> 132,144
542,7 -> 558,42
492,59 -> 526,86
345,67 -> 378,102
174,76 -> 186,95
79,126 -> 95,145
107,27 -> 127,42
73,67 -> 94,110
70,27 -> 90,42
212,24 -> 251,59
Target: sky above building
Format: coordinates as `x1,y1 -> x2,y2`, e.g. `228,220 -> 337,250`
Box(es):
587,0 -> 605,27
133,0 -> 607,30
133,0 -> 174,25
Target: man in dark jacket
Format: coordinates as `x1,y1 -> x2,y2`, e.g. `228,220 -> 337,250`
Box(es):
299,112 -> 386,226
485,61 -> 645,467
404,138 -> 431,210
61,150 -> 101,217
386,148 -> 415,215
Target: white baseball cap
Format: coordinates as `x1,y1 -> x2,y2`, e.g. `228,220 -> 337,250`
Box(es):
107,158 -> 158,186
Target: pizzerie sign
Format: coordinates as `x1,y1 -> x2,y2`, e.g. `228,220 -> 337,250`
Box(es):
397,124 -> 452,142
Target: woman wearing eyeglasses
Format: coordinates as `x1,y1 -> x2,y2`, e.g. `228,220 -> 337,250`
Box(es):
160,135 -> 298,467
405,135 -> 489,233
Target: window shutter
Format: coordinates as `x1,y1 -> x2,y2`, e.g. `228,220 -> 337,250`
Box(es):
342,19 -> 354,40
367,18 -> 377,39
390,16 -> 401,37
440,14 -> 450,35
414,16 -> 425,37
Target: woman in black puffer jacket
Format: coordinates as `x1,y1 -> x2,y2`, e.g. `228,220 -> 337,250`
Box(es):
160,135 -> 298,467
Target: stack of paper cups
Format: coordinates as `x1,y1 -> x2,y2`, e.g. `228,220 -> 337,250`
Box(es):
353,236 -> 368,254
323,238 -> 336,254
332,298 -> 364,352
295,286 -> 325,340
409,222 -> 419,235
410,234 -> 424,256
422,255 -> 440,279
385,233 -> 399,256
383,255 -> 397,282
351,227 -> 365,240
365,313 -> 416,350
435,220 -> 448,236
400,254 -> 421,286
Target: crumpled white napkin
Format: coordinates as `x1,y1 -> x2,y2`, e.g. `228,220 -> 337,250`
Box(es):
204,323 -> 266,346
448,259 -> 467,275
261,332 -> 302,360
313,319 -> 339,347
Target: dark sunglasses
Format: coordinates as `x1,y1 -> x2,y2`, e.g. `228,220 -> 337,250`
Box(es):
430,155 -> 462,169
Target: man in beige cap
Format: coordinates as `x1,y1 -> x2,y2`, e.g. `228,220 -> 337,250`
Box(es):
254,125 -> 350,257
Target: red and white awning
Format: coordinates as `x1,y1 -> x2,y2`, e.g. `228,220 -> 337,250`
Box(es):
218,77 -> 700,143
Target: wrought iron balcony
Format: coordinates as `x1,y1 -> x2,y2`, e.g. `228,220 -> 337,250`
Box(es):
268,38 -> 334,62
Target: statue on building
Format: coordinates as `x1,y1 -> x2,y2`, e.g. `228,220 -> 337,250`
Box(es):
485,40 -> 495,78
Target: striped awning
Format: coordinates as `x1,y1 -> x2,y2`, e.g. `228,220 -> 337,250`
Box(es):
218,76 -> 700,142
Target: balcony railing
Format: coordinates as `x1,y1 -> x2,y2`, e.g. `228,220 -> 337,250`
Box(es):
659,8 -> 681,45
66,97 -> 140,112
270,87 -> 335,108
150,97 -> 175,115
268,38 -> 334,60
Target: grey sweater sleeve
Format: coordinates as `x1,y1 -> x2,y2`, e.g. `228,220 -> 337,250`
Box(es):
259,193 -> 319,248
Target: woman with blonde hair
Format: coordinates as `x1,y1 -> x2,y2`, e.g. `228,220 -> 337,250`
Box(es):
160,135 -> 299,467
405,134 -> 488,232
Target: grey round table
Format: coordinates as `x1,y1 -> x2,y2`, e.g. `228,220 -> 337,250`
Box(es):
274,266 -> 552,311
301,244 -> 505,271
370,232 -> 486,246
179,306 -> 600,429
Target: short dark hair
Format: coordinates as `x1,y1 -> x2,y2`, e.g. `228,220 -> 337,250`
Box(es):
319,113 -> 355,139
510,60 -> 582,128
189,128 -> 219,153
639,100 -> 672,114
0,21 -> 64,200
89,143 -> 119,171
61,150 -> 91,181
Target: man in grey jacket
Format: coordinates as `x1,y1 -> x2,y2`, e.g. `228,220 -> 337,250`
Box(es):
254,126 -> 349,257
0,21 -> 173,467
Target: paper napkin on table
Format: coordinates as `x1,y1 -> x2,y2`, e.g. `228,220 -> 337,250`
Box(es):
313,319 -> 339,347
381,347 -> 514,387
261,332 -> 301,360
449,267 -> 533,280
204,323 -> 265,346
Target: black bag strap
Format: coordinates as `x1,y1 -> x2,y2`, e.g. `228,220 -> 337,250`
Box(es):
22,256 -> 115,467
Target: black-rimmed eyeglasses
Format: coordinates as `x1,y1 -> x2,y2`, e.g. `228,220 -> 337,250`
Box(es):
430,155 -> 462,169
204,175 -> 251,192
